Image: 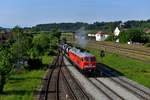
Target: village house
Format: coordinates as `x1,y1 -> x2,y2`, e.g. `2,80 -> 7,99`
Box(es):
87,33 -> 95,40
95,31 -> 109,41
114,27 -> 120,36
88,27 -> 121,42
114,27 -> 120,42
88,31 -> 110,41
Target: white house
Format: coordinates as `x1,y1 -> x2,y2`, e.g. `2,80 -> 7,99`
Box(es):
95,31 -> 109,41
114,27 -> 120,36
114,27 -> 120,42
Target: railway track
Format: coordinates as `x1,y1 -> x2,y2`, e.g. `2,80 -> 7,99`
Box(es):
45,54 -> 62,100
61,64 -> 90,100
87,42 -> 150,63
39,51 -> 90,100
65,55 -> 128,100
71,41 -> 150,64
63,54 -> 150,100
88,78 -> 124,100
69,40 -> 150,56
99,43 -> 150,56
90,41 -> 150,55
99,66 -> 150,100
88,41 -> 150,57
69,40 -> 150,62
39,49 -> 150,100
39,54 -> 59,100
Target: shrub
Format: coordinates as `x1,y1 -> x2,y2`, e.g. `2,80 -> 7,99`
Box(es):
26,58 -> 43,70
144,43 -> 150,47
105,35 -> 115,41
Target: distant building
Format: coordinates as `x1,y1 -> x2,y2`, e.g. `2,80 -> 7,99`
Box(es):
114,27 -> 120,42
88,34 -> 95,37
95,31 -> 109,41
87,34 -> 95,40
88,31 -> 109,41
114,27 -> 120,36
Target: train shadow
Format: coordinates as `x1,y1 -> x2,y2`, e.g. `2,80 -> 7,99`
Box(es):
87,63 -> 125,78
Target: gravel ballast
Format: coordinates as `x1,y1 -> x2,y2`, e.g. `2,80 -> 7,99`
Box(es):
96,77 -> 140,100
64,57 -> 110,100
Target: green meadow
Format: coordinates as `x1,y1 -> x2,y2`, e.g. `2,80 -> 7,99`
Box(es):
0,70 -> 46,100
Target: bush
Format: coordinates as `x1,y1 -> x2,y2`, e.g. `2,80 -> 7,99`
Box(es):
26,58 -> 43,70
105,35 -> 115,41
144,43 -> 150,47
119,29 -> 149,43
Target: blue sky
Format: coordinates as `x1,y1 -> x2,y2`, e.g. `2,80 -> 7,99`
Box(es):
0,0 -> 150,27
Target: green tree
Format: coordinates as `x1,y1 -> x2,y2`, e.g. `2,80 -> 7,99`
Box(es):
0,45 -> 12,93
51,28 -> 61,40
105,35 -> 115,41
119,29 -> 149,43
10,26 -> 32,69
49,34 -> 58,54
119,31 -> 131,43
31,32 -> 50,58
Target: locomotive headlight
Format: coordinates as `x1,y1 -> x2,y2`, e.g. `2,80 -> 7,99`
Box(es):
93,66 -> 96,68
85,65 -> 95,68
84,65 -> 88,68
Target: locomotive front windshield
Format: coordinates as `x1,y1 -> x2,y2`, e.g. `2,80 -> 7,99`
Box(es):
84,57 -> 96,62
91,57 -> 96,62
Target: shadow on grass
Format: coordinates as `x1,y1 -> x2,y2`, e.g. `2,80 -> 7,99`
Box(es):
2,90 -> 32,95
9,77 -> 43,81
8,77 -> 47,85
94,63 -> 125,78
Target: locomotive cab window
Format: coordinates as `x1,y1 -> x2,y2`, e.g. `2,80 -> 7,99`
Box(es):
91,57 -> 96,62
81,58 -> 84,61
83,57 -> 89,62
83,57 -> 95,62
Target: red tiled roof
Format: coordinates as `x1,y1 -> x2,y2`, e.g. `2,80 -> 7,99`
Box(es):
95,31 -> 109,35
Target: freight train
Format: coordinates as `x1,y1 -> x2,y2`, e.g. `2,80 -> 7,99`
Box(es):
60,44 -> 96,73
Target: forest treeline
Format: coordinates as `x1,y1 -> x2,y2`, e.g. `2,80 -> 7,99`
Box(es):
31,19 -> 150,33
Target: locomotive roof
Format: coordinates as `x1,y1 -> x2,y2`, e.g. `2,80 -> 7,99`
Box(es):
70,48 -> 95,57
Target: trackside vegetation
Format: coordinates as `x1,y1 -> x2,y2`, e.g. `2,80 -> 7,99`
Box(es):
0,26 -> 61,99
0,70 -> 45,100
106,29 -> 150,45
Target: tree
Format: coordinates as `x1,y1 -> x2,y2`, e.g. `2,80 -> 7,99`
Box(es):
119,29 -> 149,43
51,28 -> 61,40
31,32 -> 50,58
9,26 -> 32,69
30,31 -> 60,58
27,31 -> 60,69
119,31 -> 131,43
0,45 -> 12,93
105,35 -> 115,41
49,34 -> 58,54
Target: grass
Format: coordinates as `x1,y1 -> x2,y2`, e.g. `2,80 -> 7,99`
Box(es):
89,48 -> 150,88
0,70 -> 46,100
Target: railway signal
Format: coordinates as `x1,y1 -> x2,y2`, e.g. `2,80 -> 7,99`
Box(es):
100,50 -> 105,62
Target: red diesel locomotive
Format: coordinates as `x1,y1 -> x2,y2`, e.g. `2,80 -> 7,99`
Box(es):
62,44 -> 96,72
